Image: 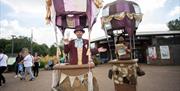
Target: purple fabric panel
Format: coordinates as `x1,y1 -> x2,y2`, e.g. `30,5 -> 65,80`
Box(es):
110,18 -> 125,30
109,2 -> 117,16
116,0 -> 130,13
106,0 -> 136,36
86,0 -> 92,28
125,16 -> 135,36
75,15 -> 80,26
108,0 -> 134,15
128,1 -> 135,13
53,0 -> 65,16
56,16 -> 66,35
56,16 -> 62,26
108,0 -> 126,15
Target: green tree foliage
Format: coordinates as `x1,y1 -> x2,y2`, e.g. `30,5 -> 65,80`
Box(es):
33,43 -> 49,56
167,17 -> 180,30
0,36 -> 49,56
49,45 -> 56,56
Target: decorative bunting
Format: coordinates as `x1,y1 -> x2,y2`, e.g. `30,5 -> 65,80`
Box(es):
60,73 -> 68,84
69,76 -> 76,87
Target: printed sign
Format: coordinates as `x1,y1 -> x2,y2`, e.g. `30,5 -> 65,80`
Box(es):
160,46 -> 170,59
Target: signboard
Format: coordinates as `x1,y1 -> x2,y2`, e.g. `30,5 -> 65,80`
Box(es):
7,57 -> 16,65
148,47 -> 157,60
160,46 -> 170,59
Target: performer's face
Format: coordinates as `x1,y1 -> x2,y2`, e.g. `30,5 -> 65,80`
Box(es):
75,31 -> 84,38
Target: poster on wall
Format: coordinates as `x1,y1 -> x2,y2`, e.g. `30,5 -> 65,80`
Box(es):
160,46 -> 170,59
148,47 -> 157,60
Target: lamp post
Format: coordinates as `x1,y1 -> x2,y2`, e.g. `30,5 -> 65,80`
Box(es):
30,29 -> 33,55
11,35 -> 16,57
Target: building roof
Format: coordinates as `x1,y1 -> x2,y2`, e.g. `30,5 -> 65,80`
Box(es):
136,30 -> 180,36
91,30 -> 180,42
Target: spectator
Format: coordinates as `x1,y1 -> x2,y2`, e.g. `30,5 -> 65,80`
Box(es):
0,48 -> 8,86
14,52 -> 24,78
20,48 -> 35,81
33,52 -> 40,77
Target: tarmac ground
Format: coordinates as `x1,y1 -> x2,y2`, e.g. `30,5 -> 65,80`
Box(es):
1,64 -> 180,91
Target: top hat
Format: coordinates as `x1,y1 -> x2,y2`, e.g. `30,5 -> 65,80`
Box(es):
74,26 -> 85,33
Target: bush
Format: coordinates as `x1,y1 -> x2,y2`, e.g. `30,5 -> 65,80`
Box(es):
39,61 -> 45,68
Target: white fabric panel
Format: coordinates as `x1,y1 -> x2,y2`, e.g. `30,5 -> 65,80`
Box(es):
88,71 -> 93,91
132,4 -> 141,14
91,2 -> 100,25
64,0 -> 87,12
102,6 -> 109,17
52,70 -> 60,88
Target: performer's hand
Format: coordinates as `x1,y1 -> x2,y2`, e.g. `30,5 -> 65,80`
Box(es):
98,47 -> 107,52
64,38 -> 69,45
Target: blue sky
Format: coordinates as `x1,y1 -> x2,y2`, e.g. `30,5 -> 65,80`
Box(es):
0,0 -> 180,46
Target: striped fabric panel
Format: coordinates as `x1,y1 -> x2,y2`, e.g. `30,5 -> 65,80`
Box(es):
56,15 -> 88,29
53,0 -> 100,33
53,0 -> 65,16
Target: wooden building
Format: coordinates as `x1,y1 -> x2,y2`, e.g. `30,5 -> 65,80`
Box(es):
91,31 -> 180,65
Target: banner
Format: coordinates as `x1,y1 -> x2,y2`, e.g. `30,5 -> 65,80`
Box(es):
160,46 -> 170,59
148,47 -> 157,60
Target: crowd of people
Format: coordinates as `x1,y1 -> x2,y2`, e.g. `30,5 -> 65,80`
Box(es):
0,48 -> 41,87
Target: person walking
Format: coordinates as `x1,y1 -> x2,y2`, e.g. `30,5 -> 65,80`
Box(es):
20,48 -> 35,81
14,52 -> 24,78
0,49 -> 8,86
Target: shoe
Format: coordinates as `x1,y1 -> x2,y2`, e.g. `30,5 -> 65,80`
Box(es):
20,78 -> 25,80
18,74 -> 22,78
136,67 -> 145,76
14,75 -> 18,78
29,78 -> 35,81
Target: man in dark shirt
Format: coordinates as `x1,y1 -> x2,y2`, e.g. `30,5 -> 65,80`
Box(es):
14,52 -> 24,78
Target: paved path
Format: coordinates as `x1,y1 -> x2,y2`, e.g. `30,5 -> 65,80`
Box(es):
1,64 -> 180,91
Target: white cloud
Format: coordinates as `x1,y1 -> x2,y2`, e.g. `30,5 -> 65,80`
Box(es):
137,23 -> 169,32
0,0 -> 173,45
169,6 -> 180,17
0,19 -> 58,47
0,19 -> 29,37
0,0 -> 46,15
128,0 -> 167,14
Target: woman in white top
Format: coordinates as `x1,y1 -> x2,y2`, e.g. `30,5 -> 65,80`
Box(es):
0,49 -> 8,86
20,48 -> 35,81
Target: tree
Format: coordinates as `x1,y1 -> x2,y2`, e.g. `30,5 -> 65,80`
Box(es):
33,43 -> 49,56
167,17 -> 180,30
0,36 -> 49,56
0,39 -> 11,53
49,45 -> 56,56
